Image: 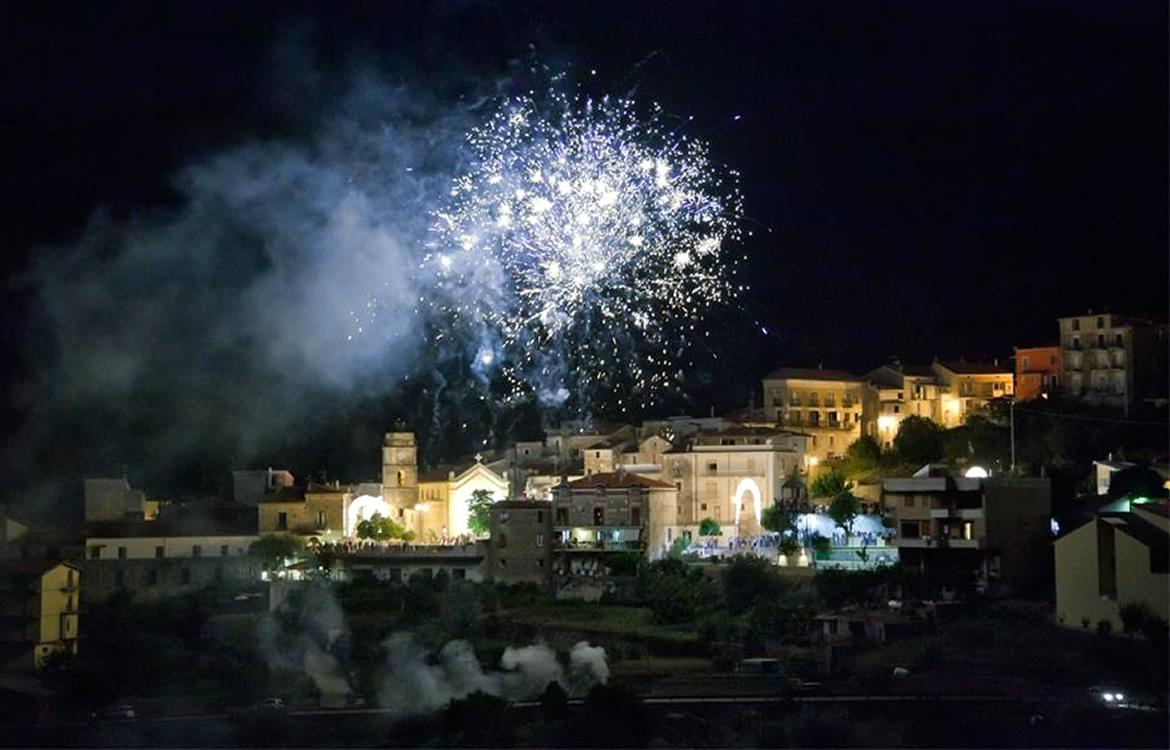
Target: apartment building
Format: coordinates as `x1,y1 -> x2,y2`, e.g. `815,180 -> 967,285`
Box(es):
550,471 -> 678,564
1058,312 -> 1169,410
0,560 -> 80,670
863,364 -> 946,448
761,368 -> 864,463
930,360 -> 1014,427
486,500 -> 553,590
881,466 -> 1051,596
1013,345 -> 1061,402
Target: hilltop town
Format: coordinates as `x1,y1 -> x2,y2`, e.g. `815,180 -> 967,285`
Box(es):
1,311 -> 1167,747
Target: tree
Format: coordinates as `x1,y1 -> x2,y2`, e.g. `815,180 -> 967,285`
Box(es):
828,491 -> 861,539
762,503 -> 800,556
699,517 -> 722,537
941,415 -> 1009,468
467,489 -> 495,536
761,503 -> 797,536
846,435 -> 883,469
249,534 -> 305,570
810,469 -> 853,499
355,513 -> 408,541
441,690 -> 515,747
722,555 -> 785,616
1119,601 -> 1154,638
667,536 -> 691,560
893,415 -> 944,465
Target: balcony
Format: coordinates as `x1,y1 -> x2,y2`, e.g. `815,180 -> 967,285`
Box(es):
894,536 -> 983,550
929,507 -> 984,520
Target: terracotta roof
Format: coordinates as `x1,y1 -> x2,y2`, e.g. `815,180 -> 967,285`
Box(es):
567,472 -> 675,490
763,367 -> 861,382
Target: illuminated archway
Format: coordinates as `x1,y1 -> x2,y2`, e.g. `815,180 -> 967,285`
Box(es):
732,479 -> 763,528
346,494 -> 392,537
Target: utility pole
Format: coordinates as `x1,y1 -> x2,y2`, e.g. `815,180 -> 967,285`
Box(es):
1009,397 -> 1016,476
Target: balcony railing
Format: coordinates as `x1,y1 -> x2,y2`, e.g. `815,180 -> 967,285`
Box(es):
894,536 -> 983,549
554,539 -> 646,552
929,507 -> 984,520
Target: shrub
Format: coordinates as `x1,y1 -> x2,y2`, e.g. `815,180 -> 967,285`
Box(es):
1119,601 -> 1154,637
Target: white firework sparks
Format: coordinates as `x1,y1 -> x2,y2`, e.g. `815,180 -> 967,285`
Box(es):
426,90 -> 743,408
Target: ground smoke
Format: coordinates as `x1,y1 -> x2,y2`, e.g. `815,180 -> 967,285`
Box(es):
378,633 -> 608,716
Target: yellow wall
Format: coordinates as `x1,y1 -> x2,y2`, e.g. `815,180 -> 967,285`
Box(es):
1115,531 -> 1169,625
258,492 -> 350,538
1054,521 -> 1109,628
1055,519 -> 1169,631
35,564 -> 79,668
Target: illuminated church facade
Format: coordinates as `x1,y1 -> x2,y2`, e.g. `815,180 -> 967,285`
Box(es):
258,431 -> 509,542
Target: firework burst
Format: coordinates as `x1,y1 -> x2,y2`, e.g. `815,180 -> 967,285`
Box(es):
425,89 -> 743,412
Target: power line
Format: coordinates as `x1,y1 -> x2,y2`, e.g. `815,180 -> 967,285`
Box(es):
1011,405 -> 1168,427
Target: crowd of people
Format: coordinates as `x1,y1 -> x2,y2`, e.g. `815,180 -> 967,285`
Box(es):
310,535 -> 480,556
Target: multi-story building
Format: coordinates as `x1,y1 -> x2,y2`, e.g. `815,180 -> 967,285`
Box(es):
551,472 -> 678,565
486,500 -> 553,590
0,560 -> 80,670
1012,345 -> 1061,402
1058,311 -> 1168,410
930,360 -> 1013,427
863,363 -> 949,447
84,504 -> 260,602
761,368 -> 864,464
620,434 -> 675,474
1054,498 -> 1167,631
881,466 -> 1051,596
664,427 -> 808,537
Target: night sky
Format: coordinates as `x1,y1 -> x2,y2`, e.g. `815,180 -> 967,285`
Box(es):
1,1 -> 1166,503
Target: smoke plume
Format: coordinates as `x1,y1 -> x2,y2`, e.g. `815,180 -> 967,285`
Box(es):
378,632 -> 608,717
6,61 -> 480,497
